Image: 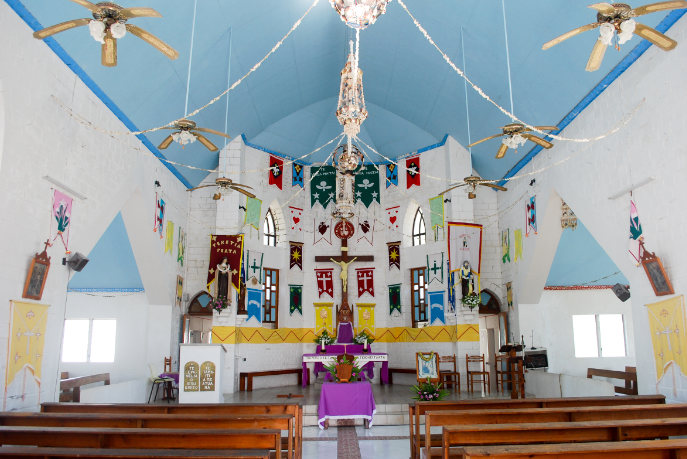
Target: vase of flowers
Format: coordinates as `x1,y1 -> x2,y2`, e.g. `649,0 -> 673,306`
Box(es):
212,296 -> 231,314
461,292 -> 481,310
412,377 -> 450,401
323,356 -> 364,383
314,330 -> 335,353
353,330 -> 375,352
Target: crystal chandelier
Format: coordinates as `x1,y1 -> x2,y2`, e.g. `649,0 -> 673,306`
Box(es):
336,43 -> 368,140
329,0 -> 391,30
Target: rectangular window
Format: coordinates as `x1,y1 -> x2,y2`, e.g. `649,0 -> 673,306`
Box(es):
573,314 -> 626,358
262,268 -> 279,325
411,267 -> 427,328
61,319 -> 116,363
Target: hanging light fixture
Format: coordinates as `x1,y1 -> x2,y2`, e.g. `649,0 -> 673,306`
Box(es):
336,41 -> 368,140
329,0 -> 391,30
331,144 -> 364,220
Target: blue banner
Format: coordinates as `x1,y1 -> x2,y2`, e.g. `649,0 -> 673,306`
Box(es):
292,163 -> 304,188
428,291 -> 445,325
447,260 -> 456,313
385,162 -> 398,188
246,288 -> 263,323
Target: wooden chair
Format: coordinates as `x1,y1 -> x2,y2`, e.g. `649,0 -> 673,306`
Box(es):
494,354 -> 509,393
466,354 -> 490,394
147,364 -> 175,403
164,357 -> 172,373
439,355 -> 460,393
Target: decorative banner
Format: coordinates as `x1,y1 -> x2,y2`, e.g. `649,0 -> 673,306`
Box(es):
268,155 -> 283,190
428,291 -> 445,325
427,252 -> 444,284
315,269 -> 334,298
245,197 -> 262,230
292,163 -> 304,188
4,301 -> 49,411
514,228 -> 523,262
388,284 -> 402,315
357,217 -> 374,245
386,206 -> 400,239
429,196 -> 445,229
50,189 -> 72,253
165,221 -> 174,255
313,219 -> 332,245
526,196 -> 537,236
246,250 -> 264,284
386,162 -> 398,188
314,303 -> 334,335
178,227 -> 186,266
406,156 -> 421,188
289,285 -> 303,315
647,295 -> 687,381
354,165 -> 380,208
506,282 -> 513,310
448,222 -> 483,294
387,241 -> 401,270
207,235 -> 244,291
246,288 -> 264,323
630,199 -> 644,266
290,242 -> 303,270
356,267 -> 375,297
176,276 -> 184,308
356,303 -> 376,335
310,165 -> 336,208
155,193 -> 165,239
447,259 -> 456,313
502,229 -> 510,263
289,206 -> 303,237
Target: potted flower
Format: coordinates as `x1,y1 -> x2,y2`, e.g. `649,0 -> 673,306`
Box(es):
353,330 -> 375,352
314,330 -> 335,353
461,292 -> 481,311
323,356 -> 364,383
411,377 -> 450,401
212,296 -> 231,314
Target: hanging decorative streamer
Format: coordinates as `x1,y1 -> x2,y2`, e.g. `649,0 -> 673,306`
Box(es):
388,284 -> 402,315
268,155 -> 284,190
447,260 -> 456,313
310,165 -> 337,208
354,165 -> 380,208
386,206 -> 400,239
315,269 -> 334,298
647,295 -> 686,381
49,189 -> 72,253
388,242 -> 400,270
178,227 -> 186,266
155,194 -> 165,239
289,285 -> 303,316
427,253 -> 444,284
165,221 -> 175,255
313,219 -> 332,245
314,303 -> 334,335
246,250 -> 264,284
429,196 -> 444,229
386,162 -> 398,188
514,228 -> 522,262
246,288 -> 263,324
428,291 -> 445,325
289,207 -> 303,238
290,242 -> 303,270
356,304 -> 376,335
526,196 -> 537,236
357,217 -> 374,245
176,276 -> 184,308
406,156 -> 421,188
356,268 -> 375,297
292,163 -> 304,188
506,282 -> 513,310
207,235 -> 244,291
244,197 -> 262,230
447,222 -> 483,296
629,199 -> 644,266
502,229 -> 510,263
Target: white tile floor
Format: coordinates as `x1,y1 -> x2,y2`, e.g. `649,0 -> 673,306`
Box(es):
303,424 -> 411,459
358,439 -> 410,459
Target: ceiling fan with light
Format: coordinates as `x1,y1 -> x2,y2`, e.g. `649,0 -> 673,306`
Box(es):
542,1 -> 687,72
187,177 -> 255,201
439,175 -> 507,200
468,124 -> 559,159
33,0 -> 179,67
158,120 -> 231,152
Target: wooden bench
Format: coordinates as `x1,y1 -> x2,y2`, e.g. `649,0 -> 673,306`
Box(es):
587,366 -> 638,395
0,448 -> 271,459
459,439 -> 687,459
408,395 -> 667,459
239,370 -> 305,391
386,368 -> 415,385
59,372 -> 110,402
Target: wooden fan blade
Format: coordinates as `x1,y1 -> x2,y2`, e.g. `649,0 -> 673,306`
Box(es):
495,143 -> 508,159
585,39 -> 607,72
33,18 -> 90,39
158,135 -> 175,150
186,185 -> 216,192
102,32 -> 117,67
228,183 -> 254,189
233,187 -> 256,198
542,23 -> 600,50
125,24 -> 179,60
68,0 -> 100,13
467,133 -> 505,148
522,134 -> 554,149
195,134 -> 219,152
194,127 -> 232,139
533,126 -> 559,131
632,1 -> 687,16
480,182 -> 508,192
439,184 -> 466,196
119,7 -> 162,19
587,2 -> 617,14
634,22 -> 678,50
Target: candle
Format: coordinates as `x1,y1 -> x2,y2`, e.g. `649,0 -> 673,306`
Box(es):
321,340 -> 325,352
364,338 -> 368,351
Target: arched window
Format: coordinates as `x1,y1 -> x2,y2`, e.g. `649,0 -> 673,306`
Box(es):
263,209 -> 277,246
412,208 -> 426,246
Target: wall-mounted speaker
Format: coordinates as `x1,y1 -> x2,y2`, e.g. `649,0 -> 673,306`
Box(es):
612,283 -> 630,302
66,253 -> 89,272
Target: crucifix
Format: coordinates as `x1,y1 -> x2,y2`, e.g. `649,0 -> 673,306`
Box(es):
315,221 -> 374,325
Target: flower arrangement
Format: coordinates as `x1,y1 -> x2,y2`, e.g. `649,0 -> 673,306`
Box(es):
461,292 -> 481,310
353,330 -> 375,345
412,377 -> 450,402
314,330 -> 335,345
323,356 -> 364,383
212,296 -> 231,314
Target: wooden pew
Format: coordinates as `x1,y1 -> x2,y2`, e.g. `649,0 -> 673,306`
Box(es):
59,373 -> 110,402
587,366 -> 638,395
408,395 -> 666,459
459,439 -> 687,459
436,418 -> 687,459
0,448 -> 271,459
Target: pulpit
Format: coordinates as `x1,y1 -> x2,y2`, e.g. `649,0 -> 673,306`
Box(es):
179,343 -> 227,404
500,344 -> 525,399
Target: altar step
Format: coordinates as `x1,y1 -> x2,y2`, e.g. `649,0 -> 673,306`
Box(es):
303,403 -> 410,427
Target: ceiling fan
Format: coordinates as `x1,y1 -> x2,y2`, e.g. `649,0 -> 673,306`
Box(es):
33,0 -> 179,67
542,2 -> 687,72
439,175 -> 507,200
467,124 -> 559,159
158,119 -> 232,152
187,177 -> 255,200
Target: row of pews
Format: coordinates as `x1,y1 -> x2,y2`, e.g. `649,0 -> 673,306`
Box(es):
0,401 -> 303,459
411,394 -> 687,459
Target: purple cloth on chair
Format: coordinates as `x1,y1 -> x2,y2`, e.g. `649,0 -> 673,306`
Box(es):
160,373 -> 179,385
337,322 -> 354,343
318,381 -> 376,429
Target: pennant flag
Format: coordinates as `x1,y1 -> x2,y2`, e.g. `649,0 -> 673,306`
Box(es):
647,295 -> 687,381
427,252 -> 444,284
502,229 -> 510,263
406,156 -> 421,188
310,165 -> 336,208
290,242 -> 303,270
268,155 -> 283,190
50,189 -> 72,253
155,193 -> 165,239
428,291 -> 445,325
207,235 -> 244,291
389,284 -> 402,315
315,269 -> 334,298
165,221 -> 174,254
314,303 -> 334,335
357,217 -> 374,245
176,276 -> 184,308
244,197 -> 262,230
289,285 -> 303,315
386,162 -> 398,188
356,267 -> 375,297
447,259 -> 456,313
246,250 -> 264,283
387,241 -> 401,270
357,304 -> 376,335
246,288 -> 263,323
526,196 -> 537,236
289,206 -> 303,237
514,229 -> 523,262
177,227 -> 186,266
354,165 -> 380,208
292,163 -> 304,188
313,219 -> 332,246
429,196 -> 444,229
630,199 -> 644,266
506,282 -> 513,310
386,206 -> 400,239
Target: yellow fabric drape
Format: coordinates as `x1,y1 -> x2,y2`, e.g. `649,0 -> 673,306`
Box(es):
647,295 -> 687,381
356,304 -> 375,335
7,301 -> 49,386
165,221 -> 174,254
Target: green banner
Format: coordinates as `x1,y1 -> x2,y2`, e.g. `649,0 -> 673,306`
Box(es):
310,166 -> 337,208
429,196 -> 444,229
244,197 -> 262,230
355,165 -> 380,208
389,284 -> 402,315
289,285 -> 303,316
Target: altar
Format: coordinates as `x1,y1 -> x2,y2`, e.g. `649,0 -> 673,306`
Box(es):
302,344 -> 389,386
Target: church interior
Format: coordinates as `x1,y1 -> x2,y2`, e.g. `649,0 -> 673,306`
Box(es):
2,0 -> 687,457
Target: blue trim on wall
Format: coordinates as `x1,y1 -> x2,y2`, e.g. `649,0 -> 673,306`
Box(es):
5,0 -> 192,189
68,288 -> 145,293
499,10 -> 687,187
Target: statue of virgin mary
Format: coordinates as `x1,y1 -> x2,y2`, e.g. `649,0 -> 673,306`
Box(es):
214,257 -> 232,301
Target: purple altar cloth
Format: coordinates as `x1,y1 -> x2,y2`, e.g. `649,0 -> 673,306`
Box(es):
318,381 -> 376,429
313,345 -> 374,381
302,353 -> 388,386
337,322 -> 354,343
160,373 -> 179,385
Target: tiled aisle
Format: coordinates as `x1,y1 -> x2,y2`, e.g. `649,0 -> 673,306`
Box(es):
303,425 -> 411,459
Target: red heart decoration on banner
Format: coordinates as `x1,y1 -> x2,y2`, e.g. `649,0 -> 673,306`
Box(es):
390,216 -> 397,224
293,217 -> 300,224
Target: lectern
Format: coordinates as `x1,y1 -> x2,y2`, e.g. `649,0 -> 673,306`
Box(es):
179,343 -> 227,403
499,344 -> 524,399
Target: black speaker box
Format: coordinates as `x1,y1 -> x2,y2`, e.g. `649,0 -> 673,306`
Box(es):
612,283 -> 630,302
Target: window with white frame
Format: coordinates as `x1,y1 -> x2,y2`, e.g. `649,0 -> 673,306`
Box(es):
61,319 -> 116,363
263,209 -> 277,247
412,208 -> 426,246
572,314 -> 626,358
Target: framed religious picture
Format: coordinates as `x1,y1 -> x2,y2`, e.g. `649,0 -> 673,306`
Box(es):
416,352 -> 440,383
641,246 -> 674,296
22,241 -> 51,301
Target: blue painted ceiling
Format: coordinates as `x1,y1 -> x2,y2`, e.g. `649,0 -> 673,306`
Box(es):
18,0 -> 671,187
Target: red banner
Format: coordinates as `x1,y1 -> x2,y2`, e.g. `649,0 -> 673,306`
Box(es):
356,267 -> 375,297
315,269 -> 333,298
207,235 -> 244,291
269,155 -> 283,190
406,156 -> 420,188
